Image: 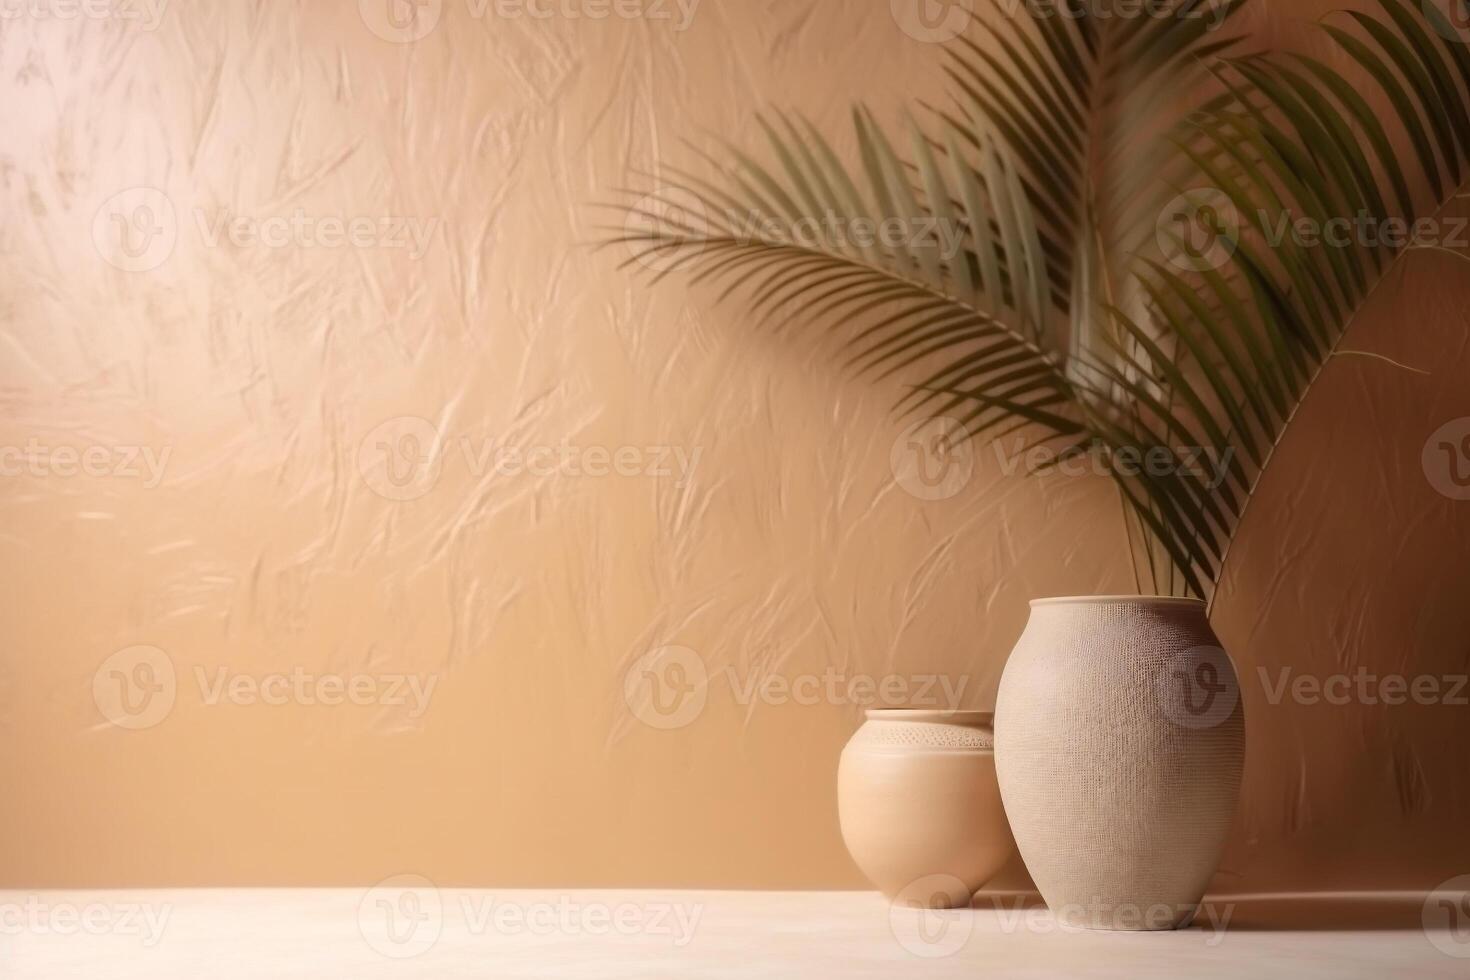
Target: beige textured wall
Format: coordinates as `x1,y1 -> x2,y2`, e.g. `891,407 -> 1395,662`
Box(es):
1,0 -> 1467,890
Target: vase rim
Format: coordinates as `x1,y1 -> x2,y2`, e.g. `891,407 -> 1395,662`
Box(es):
1030,594 -> 1206,608
862,708 -> 993,725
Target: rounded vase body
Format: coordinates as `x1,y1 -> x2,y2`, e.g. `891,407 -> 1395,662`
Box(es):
994,597 -> 1244,931
837,709 -> 1014,908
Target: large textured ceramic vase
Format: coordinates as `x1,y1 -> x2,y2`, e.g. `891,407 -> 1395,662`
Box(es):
995,597 -> 1244,930
838,709 -> 1013,908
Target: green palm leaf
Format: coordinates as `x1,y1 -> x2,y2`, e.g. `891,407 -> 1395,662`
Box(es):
604,0 -> 1469,603
1117,0 -> 1470,603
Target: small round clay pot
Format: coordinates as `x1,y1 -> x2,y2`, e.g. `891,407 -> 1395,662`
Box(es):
837,709 -> 1014,908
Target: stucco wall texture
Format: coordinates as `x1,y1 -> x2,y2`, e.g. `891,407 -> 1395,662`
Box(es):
2,0 -> 1468,891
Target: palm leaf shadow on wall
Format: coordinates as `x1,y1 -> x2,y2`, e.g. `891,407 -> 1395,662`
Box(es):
605,0 -> 1470,608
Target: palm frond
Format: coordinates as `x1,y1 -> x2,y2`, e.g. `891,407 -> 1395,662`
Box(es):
604,0 -> 1469,604
940,0 -> 1251,387
1114,0 -> 1470,603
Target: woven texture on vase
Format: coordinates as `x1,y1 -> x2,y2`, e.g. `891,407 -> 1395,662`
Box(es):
995,597 -> 1245,931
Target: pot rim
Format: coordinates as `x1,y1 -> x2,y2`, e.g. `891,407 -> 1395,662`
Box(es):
1030,594 -> 1206,608
861,708 -> 993,725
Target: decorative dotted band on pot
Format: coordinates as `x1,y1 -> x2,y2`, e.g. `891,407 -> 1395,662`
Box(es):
851,720 -> 995,750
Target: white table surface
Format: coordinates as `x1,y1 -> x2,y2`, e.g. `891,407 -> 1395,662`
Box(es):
1,888 -> 1463,978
